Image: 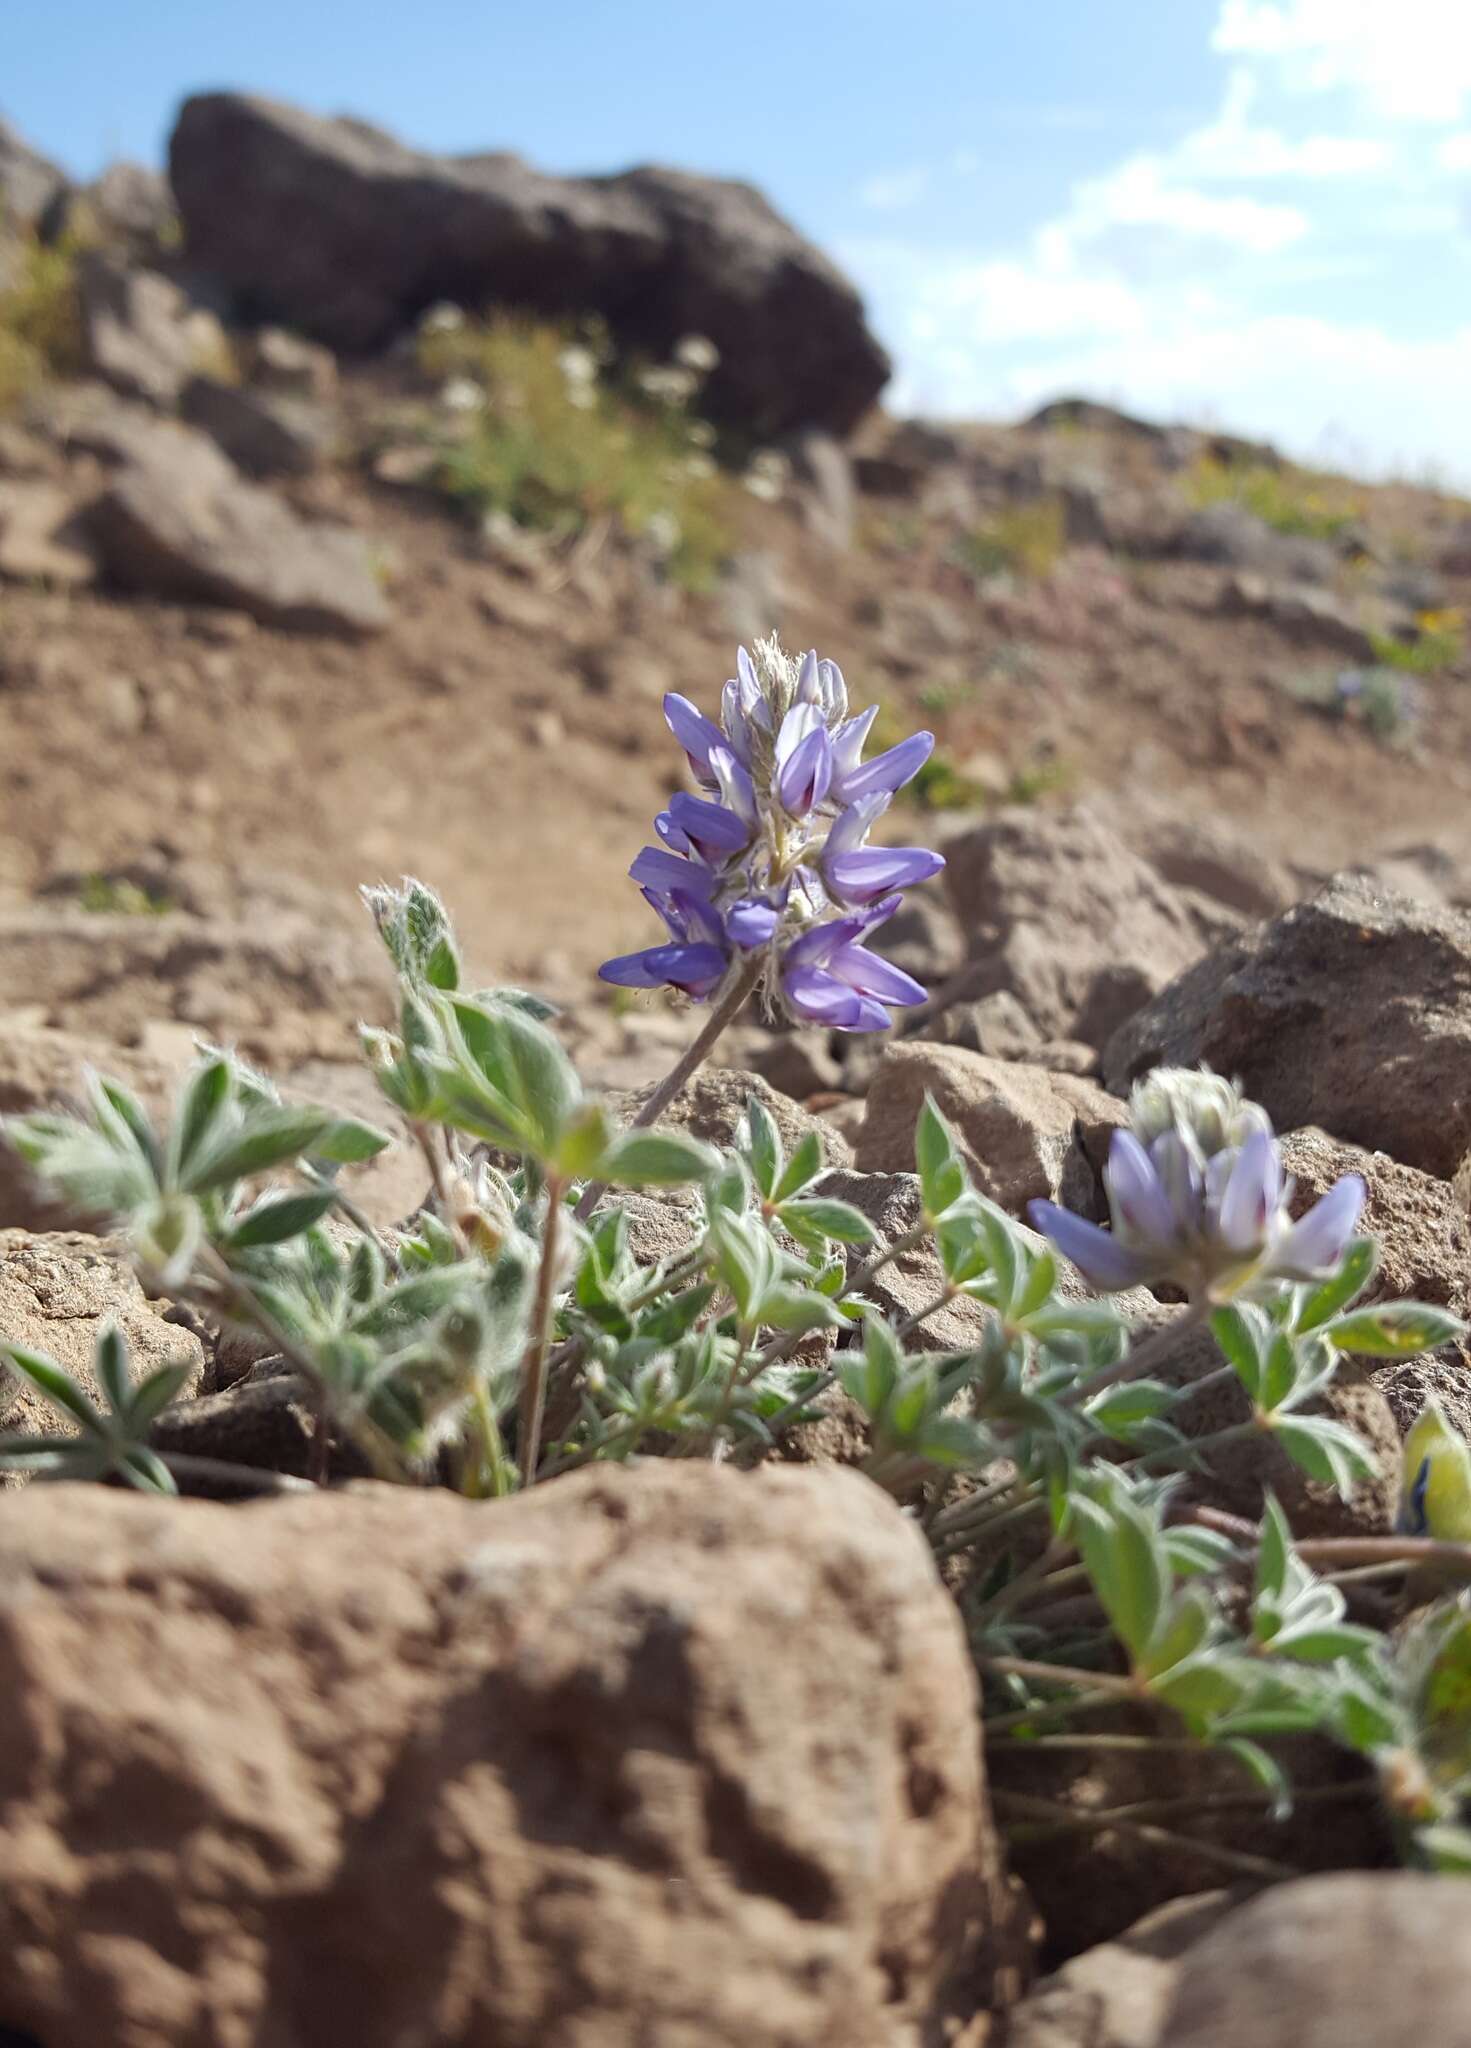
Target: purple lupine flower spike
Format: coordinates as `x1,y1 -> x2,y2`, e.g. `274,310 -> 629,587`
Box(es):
602,637 -> 944,1030
1029,1066 -> 1370,1302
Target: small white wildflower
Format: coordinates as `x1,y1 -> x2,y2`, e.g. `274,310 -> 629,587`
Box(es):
439,376 -> 486,414
557,344 -> 598,388
420,302 -> 465,335
674,334 -> 720,374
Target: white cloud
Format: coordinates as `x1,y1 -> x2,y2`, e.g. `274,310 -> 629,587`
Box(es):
1174,68 -> 1391,178
1213,0 -> 1471,123
857,166 -> 930,211
1063,154 -> 1309,253
1440,131 -> 1471,169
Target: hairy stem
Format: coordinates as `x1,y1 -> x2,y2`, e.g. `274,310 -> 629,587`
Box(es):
519,1175 -> 567,1486
573,958 -> 762,1224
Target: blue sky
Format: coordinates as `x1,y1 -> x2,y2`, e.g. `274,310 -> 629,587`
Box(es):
8,0 -> 1471,481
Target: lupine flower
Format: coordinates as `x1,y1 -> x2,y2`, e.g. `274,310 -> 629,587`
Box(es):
599,637 -> 942,1030
1029,1066 -> 1366,1302
1399,1397 -> 1471,1540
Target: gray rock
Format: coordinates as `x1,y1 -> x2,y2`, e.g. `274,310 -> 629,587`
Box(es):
940,805 -> 1206,1051
248,325 -> 339,400
168,92 -> 889,438
181,374 -> 334,476
1105,873 -> 1471,1179
0,481 -> 98,587
1219,571 -> 1378,660
0,117 -> 69,231
1178,500 -> 1337,584
787,429 -> 855,550
1161,1874 -> 1471,2048
74,252 -> 222,408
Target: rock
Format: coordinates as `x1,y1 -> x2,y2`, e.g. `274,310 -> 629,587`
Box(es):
89,438 -> 390,637
872,889 -> 966,988
0,1230 -> 205,1457
180,373 -> 334,476
168,93 -> 889,439
726,1028 -> 844,1102
1375,1355 -> 1471,1445
1219,572 -> 1377,660
927,991 -> 1046,1062
1131,815 -> 1293,921
1279,1128 -> 1471,1322
39,382 -> 236,489
1160,1873 -> 1471,2048
1002,1891 -> 1243,2048
857,1044 -> 1124,1219
1024,397 -> 1169,447
1104,874 -> 1471,1180
79,160 -> 176,248
0,1464 -> 1018,2045
940,806 -> 1206,1051
0,480 -> 98,587
0,894 -> 390,1065
247,324 -> 339,400
788,430 -> 856,550
819,1170 -> 990,1351
74,252 -> 224,409
0,118 -> 69,231
1176,501 -> 1337,585
720,548 -> 787,643
148,1371 -> 371,1486
607,1067 -> 854,1170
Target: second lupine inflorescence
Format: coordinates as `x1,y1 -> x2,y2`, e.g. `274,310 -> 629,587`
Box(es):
598,638 -> 944,1030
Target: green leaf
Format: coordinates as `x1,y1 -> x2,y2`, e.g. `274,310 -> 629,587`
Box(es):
1142,1585 -> 1215,1677
553,1103 -> 613,1182
1223,1738 -> 1293,1820
915,1095 -> 965,1218
1326,1303 -> 1466,1359
93,1323 -> 131,1416
1334,1683 -> 1403,1754
1295,1237 -> 1378,1333
775,1198 -> 876,1246
226,1191 -> 338,1249
638,1285 -> 716,1345
126,1360 -> 196,1432
744,1096 -> 782,1200
1,1345 -> 104,1433
1416,1822 -> 1471,1874
1271,1622 -> 1382,1664
912,1412 -> 990,1469
753,1286 -> 840,1335
600,1127 -> 719,1188
1211,1304 -> 1266,1400
1164,1526 -> 1241,1577
1259,1330 -> 1299,1412
1256,1492 -> 1292,1603
441,995 -> 580,1160
93,1076 -> 165,1180
1013,1248 -> 1058,1322
774,1130 -> 823,1203
1072,1485 -> 1170,1666
1084,1379 -> 1177,1438
119,1445 -> 179,1494
311,1118 -> 391,1166
184,1107 -> 336,1192
1274,1415 -> 1377,1497
888,1365 -> 938,1443
707,1211 -> 776,1324
170,1057 -> 234,1182
1151,1658 -> 1248,1725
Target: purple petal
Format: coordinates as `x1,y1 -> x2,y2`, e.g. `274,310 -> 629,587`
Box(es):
1150,1130 -> 1205,1236
663,693 -> 725,779
782,965 -> 889,1032
1027,1203 -> 1151,1292
776,701 -> 824,763
834,729 -> 934,802
726,898 -> 780,948
654,811 -> 694,856
599,942 -> 729,994
1218,1128 -> 1282,1255
1273,1174 -> 1366,1279
796,649 -> 822,704
825,795 -> 889,863
831,704 -> 879,781
817,658 -> 848,721
777,725 -> 834,817
828,943 -> 927,1007
668,791 -> 751,858
1106,1130 -> 1179,1245
629,846 -> 717,896
709,744 -> 758,827
826,845 -> 945,905
737,646 -> 760,695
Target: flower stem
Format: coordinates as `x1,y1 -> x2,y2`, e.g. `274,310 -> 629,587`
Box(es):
519,1175 -> 567,1486
573,957 -> 762,1224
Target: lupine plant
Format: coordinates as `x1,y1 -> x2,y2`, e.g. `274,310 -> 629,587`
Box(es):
2,646 -> 1470,1879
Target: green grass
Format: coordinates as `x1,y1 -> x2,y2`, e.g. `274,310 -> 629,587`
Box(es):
0,227 -> 82,414
75,875 -> 175,917
1187,454 -> 1363,542
413,315 -> 736,591
950,498 -> 1067,588
1369,610 -> 1465,677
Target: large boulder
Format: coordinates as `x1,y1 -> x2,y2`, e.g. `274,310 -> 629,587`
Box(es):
0,1464 -> 1018,2046
167,93 -> 890,439
1105,875 -> 1471,1179
938,806 -> 1208,1052
0,117 -> 68,232
1160,1873 -> 1471,2048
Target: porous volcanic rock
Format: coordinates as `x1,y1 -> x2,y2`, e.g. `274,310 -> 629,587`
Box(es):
0,1464 -> 1017,2047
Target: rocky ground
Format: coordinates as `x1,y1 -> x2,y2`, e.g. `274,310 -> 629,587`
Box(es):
2,93 -> 1471,2048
